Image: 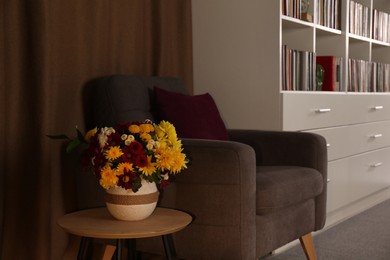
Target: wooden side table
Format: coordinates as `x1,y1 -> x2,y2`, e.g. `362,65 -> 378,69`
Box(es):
58,207 -> 192,260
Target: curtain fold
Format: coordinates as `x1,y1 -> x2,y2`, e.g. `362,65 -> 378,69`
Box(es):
0,1 -> 192,259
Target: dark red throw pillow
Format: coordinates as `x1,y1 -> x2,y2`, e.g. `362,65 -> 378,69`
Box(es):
154,87 -> 229,140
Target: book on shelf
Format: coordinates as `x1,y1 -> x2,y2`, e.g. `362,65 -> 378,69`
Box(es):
316,0 -> 341,29
372,8 -> 390,43
316,56 -> 342,91
385,64 -> 390,92
282,0 -> 313,22
349,1 -> 370,37
282,45 -> 316,91
348,59 -> 390,92
282,0 -> 299,19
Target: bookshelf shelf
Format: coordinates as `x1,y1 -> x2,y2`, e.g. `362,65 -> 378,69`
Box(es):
348,33 -> 372,43
282,15 -> 315,28
315,24 -> 342,35
371,39 -> 390,47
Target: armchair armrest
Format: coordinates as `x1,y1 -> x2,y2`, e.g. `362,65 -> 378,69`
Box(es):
228,129 -> 328,174
159,138 -> 257,259
228,129 -> 328,230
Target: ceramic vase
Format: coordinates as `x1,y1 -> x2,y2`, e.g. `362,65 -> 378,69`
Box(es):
105,179 -> 159,221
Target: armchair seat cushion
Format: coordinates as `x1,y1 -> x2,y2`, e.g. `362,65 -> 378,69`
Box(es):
256,166 -> 323,215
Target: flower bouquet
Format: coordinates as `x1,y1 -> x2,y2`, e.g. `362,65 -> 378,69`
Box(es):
49,120 -> 188,220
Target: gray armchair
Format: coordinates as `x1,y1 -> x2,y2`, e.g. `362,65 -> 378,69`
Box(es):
84,75 -> 327,259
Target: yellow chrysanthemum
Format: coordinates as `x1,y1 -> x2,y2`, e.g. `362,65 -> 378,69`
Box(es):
84,127 -> 98,142
171,151 -> 187,173
155,147 -> 175,170
170,139 -> 183,151
156,121 -> 176,138
105,146 -> 123,161
155,121 -> 182,150
139,156 -> 157,176
128,124 -> 140,134
160,138 -> 182,151
99,166 -> 118,189
116,162 -> 134,175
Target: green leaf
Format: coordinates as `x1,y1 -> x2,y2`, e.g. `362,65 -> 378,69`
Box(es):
76,127 -> 85,142
132,178 -> 142,193
46,134 -> 69,140
66,138 -> 82,153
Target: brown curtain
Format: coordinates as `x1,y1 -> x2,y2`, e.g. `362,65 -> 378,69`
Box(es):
0,1 -> 192,259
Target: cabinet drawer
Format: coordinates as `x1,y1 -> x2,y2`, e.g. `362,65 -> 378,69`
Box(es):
283,93 -> 390,130
327,148 -> 390,213
306,121 -> 390,160
351,94 -> 390,124
283,93 -> 350,130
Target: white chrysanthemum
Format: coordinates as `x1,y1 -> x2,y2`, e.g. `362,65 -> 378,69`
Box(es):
124,135 -> 135,146
98,134 -> 108,148
105,127 -> 115,135
146,140 -> 156,150
98,127 -> 116,148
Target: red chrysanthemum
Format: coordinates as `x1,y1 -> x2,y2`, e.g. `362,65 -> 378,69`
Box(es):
107,132 -> 122,147
121,146 -> 133,162
159,179 -> 171,190
129,141 -> 144,155
93,153 -> 106,169
86,136 -> 100,155
117,171 -> 137,190
133,154 -> 148,167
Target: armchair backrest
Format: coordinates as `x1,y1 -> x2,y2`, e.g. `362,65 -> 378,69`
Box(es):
85,75 -> 187,129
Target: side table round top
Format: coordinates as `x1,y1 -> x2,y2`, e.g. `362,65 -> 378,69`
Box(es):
57,207 -> 192,239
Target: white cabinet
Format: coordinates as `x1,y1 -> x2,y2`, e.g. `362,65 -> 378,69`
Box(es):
192,0 -> 390,224
288,92 -> 390,213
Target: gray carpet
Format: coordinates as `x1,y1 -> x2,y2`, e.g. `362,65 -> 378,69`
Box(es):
267,199 -> 390,260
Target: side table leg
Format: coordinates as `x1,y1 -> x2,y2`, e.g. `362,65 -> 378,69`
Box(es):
77,237 -> 89,260
116,239 -> 123,260
162,234 -> 177,260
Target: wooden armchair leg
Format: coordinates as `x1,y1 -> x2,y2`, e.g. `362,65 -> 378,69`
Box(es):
101,244 -> 116,260
299,233 -> 317,260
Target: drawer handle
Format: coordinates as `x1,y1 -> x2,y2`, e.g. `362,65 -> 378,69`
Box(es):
315,108 -> 331,113
326,143 -> 331,148
327,178 -> 331,183
371,106 -> 384,110
369,134 -> 383,139
370,162 -> 383,168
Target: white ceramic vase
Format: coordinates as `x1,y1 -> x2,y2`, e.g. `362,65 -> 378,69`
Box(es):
105,179 -> 159,221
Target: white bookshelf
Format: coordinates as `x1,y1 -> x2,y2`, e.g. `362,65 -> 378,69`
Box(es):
192,0 -> 390,228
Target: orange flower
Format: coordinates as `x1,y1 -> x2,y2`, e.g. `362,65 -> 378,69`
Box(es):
128,124 -> 140,134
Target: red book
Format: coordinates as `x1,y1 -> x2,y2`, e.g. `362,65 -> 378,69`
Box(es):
316,56 -> 341,91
